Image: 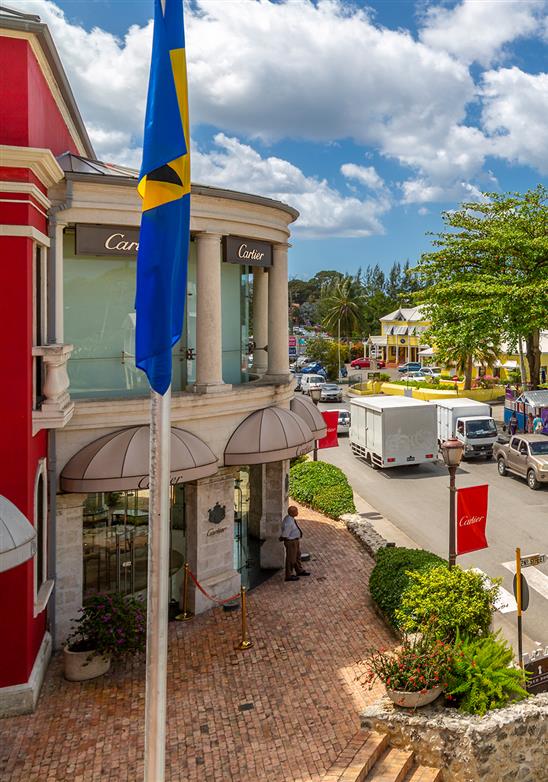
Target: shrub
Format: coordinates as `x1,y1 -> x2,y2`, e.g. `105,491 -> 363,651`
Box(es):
67,593 -> 146,660
379,373 -> 391,382
369,547 -> 445,628
313,483 -> 355,518
473,375 -> 498,389
363,632 -> 453,693
290,454 -> 309,468
396,565 -> 499,641
447,632 -> 528,715
289,460 -> 355,518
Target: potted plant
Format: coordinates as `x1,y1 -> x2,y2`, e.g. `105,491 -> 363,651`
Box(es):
362,634 -> 452,709
64,593 -> 146,681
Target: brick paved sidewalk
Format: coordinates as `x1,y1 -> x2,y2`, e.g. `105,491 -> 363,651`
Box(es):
0,505 -> 395,782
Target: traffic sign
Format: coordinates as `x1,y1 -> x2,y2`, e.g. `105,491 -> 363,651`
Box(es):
520,553 -> 546,568
524,653 -> 548,694
288,336 -> 297,347
288,347 -> 297,356
513,573 -> 530,612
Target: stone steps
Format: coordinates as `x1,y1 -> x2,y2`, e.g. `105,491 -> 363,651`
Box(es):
321,731 -> 442,782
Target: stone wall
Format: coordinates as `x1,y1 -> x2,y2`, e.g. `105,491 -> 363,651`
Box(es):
361,694 -> 548,782
55,493 -> 86,647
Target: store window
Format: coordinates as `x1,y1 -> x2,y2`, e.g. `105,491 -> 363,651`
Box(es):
64,231 -> 197,398
34,459 -> 53,615
82,487 -> 186,600
221,263 -> 251,384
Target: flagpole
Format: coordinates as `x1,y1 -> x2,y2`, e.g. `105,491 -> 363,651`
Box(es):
144,385 -> 172,782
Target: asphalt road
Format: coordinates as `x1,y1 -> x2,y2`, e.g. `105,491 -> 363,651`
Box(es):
317,398 -> 548,652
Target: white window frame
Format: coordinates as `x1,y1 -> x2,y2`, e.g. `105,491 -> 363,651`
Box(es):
34,458 -> 54,616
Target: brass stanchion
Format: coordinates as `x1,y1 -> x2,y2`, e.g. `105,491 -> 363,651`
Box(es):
175,563 -> 193,621
236,586 -> 253,650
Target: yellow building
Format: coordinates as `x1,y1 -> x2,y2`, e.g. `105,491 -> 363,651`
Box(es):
367,307 -> 430,366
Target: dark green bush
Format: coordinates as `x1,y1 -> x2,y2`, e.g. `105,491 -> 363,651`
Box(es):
289,460 -> 355,518
369,547 -> 446,629
313,483 -> 355,518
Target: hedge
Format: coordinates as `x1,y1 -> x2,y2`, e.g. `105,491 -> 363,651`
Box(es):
369,546 -> 446,629
289,461 -> 356,519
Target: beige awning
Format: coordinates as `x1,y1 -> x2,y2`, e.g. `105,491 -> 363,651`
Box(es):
224,407 -> 314,466
0,496 -> 37,573
290,396 -> 327,439
60,426 -> 218,492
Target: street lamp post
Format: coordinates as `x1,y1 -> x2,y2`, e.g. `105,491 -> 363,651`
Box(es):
440,437 -> 464,568
309,387 -> 322,461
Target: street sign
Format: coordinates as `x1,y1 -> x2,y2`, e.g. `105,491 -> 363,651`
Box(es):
513,573 -> 530,612
288,347 -> 297,356
520,553 -> 546,568
288,336 -> 297,347
524,653 -> 548,694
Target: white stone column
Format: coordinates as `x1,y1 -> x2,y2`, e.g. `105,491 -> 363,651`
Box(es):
184,470 -> 241,615
264,243 -> 290,383
55,493 -> 85,647
252,267 -> 268,376
194,232 -> 229,393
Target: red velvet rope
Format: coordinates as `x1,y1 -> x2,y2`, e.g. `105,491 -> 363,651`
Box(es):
187,567 -> 241,606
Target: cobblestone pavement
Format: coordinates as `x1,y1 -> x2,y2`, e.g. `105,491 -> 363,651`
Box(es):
0,505 -> 394,782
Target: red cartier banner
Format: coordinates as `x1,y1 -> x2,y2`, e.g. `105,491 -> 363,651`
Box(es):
456,484 -> 489,555
318,410 -> 339,449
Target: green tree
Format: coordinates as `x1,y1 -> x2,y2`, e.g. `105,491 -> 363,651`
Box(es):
413,186 -> 548,388
320,275 -> 366,339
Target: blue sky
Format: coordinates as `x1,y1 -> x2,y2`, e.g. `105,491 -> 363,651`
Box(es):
17,0 -> 548,278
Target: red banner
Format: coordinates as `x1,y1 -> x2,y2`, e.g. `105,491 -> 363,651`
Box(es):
456,484 -> 488,555
318,410 -> 339,449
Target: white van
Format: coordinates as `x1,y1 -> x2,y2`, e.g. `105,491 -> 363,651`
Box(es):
301,374 -> 325,395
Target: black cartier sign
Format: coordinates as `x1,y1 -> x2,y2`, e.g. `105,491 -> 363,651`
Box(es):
223,236 -> 272,267
75,224 -> 140,256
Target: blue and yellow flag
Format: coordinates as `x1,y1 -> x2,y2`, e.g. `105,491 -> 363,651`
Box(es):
135,0 -> 190,395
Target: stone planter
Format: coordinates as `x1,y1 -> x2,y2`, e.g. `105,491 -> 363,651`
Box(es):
63,646 -> 111,681
386,686 -> 442,708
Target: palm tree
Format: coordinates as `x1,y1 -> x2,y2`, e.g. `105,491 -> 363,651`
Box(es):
320,276 -> 366,340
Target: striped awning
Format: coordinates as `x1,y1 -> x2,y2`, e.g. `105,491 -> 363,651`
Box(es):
224,407 -> 314,466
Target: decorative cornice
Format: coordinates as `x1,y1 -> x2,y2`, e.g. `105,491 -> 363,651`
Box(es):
0,146 -> 64,188
0,180 -> 51,209
0,224 -> 50,246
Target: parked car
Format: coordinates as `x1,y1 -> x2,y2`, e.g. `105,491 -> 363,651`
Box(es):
301,362 -> 326,376
335,409 -> 351,436
350,357 -> 371,369
421,367 -> 441,377
493,434 -> 548,490
320,384 -> 343,402
400,371 -> 428,382
397,362 -> 422,373
376,359 -> 386,369
301,374 -> 325,395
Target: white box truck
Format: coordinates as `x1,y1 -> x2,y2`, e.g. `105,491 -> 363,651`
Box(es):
434,399 -> 497,459
350,396 -> 438,469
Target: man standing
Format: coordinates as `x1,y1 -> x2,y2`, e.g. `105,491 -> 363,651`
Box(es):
280,506 -> 310,582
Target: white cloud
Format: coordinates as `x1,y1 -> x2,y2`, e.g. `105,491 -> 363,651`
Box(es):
341,164 -> 385,191
420,0 -> 544,66
192,134 -> 389,238
481,67 -> 548,173
12,0 -> 547,214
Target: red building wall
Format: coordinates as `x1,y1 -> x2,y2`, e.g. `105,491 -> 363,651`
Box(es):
0,32 -> 81,687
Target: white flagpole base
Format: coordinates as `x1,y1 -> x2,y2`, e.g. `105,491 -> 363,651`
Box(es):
144,385 -> 171,782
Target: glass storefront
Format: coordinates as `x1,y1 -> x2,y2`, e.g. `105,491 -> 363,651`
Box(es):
64,231 -> 252,397
82,487 -> 186,600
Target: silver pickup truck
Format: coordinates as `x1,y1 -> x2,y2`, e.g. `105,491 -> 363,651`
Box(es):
494,434 -> 548,490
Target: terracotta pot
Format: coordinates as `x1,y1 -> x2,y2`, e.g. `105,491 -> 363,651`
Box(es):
63,646 -> 111,681
386,686 -> 442,708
